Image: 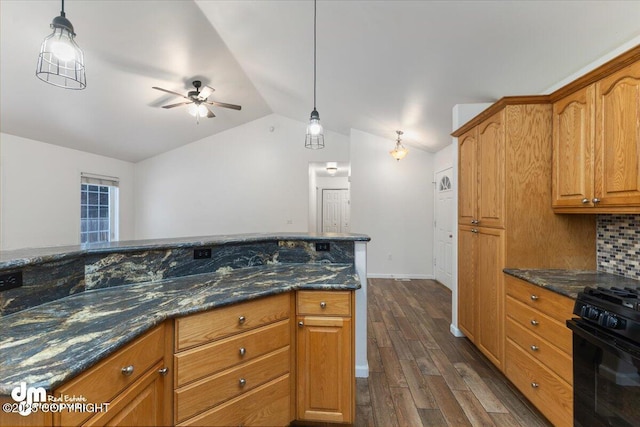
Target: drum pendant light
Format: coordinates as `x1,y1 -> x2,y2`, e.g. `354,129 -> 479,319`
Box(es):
305,0 -> 325,149
36,0 -> 86,90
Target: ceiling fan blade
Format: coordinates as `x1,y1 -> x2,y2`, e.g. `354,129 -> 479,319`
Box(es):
152,86 -> 189,99
205,100 -> 242,110
162,101 -> 193,109
199,85 -> 215,99
205,106 -> 215,118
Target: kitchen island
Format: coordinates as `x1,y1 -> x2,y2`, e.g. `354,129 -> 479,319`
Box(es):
0,233 -> 369,426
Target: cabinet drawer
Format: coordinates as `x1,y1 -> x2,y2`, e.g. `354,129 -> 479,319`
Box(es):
297,291 -> 351,316
54,325 -> 164,426
506,340 -> 572,427
175,346 -> 290,423
506,318 -> 572,385
175,293 -> 290,351
506,296 -> 572,354
178,374 -> 291,427
505,276 -> 574,323
175,320 -> 290,387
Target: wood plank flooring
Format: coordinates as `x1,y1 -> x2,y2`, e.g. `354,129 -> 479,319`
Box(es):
357,278 -> 552,427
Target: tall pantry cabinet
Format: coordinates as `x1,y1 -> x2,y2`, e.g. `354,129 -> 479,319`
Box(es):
454,98 -> 595,371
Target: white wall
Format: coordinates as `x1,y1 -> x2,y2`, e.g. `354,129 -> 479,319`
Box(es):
350,129 -> 435,279
0,133 -> 135,250
134,114 -> 350,239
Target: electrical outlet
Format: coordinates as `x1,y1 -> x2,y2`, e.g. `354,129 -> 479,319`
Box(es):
193,248 -> 212,260
0,271 -> 23,292
315,242 -> 330,252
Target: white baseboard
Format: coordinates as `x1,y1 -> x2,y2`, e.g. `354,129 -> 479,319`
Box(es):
450,324 -> 465,337
355,363 -> 369,378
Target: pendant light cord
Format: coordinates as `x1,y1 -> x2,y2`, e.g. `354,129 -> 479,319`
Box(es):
61,0 -> 65,17
313,0 -> 317,110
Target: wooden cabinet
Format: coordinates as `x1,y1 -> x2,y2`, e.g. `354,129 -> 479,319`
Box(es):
296,291 -> 354,424
52,324 -> 171,427
505,275 -> 574,427
455,100 -> 594,372
173,293 -> 292,426
552,59 -> 640,212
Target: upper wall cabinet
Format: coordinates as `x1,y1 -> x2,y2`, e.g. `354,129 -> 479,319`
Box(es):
552,53 -> 640,213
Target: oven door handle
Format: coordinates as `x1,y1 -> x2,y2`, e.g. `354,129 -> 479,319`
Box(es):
567,319 -> 640,363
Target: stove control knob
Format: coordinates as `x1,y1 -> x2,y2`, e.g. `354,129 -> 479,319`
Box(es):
600,314 -> 620,329
581,305 -> 601,320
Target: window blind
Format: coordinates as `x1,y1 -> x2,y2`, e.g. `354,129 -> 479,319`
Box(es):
81,172 -> 119,187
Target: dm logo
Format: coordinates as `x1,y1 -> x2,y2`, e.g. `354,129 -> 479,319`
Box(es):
11,382 -> 46,415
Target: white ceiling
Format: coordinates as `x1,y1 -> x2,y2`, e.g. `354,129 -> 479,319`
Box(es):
1,1 -> 640,162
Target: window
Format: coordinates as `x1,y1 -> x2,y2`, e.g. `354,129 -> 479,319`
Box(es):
80,173 -> 119,244
439,175 -> 452,192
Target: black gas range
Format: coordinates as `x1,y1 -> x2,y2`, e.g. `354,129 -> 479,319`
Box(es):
567,285 -> 640,427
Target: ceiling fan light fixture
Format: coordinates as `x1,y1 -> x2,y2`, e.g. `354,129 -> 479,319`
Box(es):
305,0 -> 325,149
390,130 -> 409,161
36,0 -> 86,90
188,103 -> 208,118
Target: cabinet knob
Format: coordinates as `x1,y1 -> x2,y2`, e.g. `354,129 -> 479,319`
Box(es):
592,198 -> 601,204
531,382 -> 539,388
471,228 -> 478,233
530,345 -> 539,352
158,367 -> 169,376
320,302 -> 327,309
530,319 -> 539,326
470,220 -> 477,225
530,295 -> 539,301
581,198 -> 589,204
298,321 -> 304,327
239,347 -> 246,357
238,316 -> 246,325
121,365 -> 134,376
239,378 -> 247,387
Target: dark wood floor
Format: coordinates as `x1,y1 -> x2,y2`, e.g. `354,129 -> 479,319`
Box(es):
356,278 -> 552,427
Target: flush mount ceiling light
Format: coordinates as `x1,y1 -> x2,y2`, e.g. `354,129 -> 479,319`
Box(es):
36,0 -> 86,90
390,130 -> 409,161
305,0 -> 325,149
326,162 -> 338,175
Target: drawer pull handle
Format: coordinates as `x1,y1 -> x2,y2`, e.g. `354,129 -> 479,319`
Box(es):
531,382 -> 539,388
158,367 -> 169,376
530,295 -> 539,301
121,365 -> 134,376
320,301 -> 327,309
239,347 -> 246,357
239,378 -> 247,387
530,345 -> 539,352
530,319 -> 539,326
238,316 -> 246,325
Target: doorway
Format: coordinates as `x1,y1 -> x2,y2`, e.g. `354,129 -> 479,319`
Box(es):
322,189 -> 350,233
434,167 -> 454,289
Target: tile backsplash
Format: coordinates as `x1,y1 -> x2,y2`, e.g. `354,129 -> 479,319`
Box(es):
597,215 -> 640,280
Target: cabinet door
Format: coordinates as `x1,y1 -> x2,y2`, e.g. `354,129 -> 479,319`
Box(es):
552,85 -> 595,208
476,228 -> 505,370
296,316 -> 352,423
595,60 -> 640,207
477,111 -> 505,228
458,129 -> 478,225
457,226 -> 477,342
85,362 -> 166,427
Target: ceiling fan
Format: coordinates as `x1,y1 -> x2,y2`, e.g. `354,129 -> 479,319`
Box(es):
152,80 -> 241,123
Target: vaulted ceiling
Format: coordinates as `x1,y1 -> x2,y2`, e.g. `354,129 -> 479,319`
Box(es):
1,1 -> 639,162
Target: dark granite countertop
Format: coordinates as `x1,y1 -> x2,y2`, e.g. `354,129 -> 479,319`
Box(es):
0,263 -> 360,395
504,269 -> 640,299
0,232 -> 371,270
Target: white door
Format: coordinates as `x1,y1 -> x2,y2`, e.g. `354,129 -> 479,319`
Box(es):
434,168 -> 454,289
322,189 -> 349,233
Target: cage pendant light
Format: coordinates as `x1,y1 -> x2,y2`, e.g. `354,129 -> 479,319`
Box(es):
36,0 -> 86,90
305,0 -> 325,149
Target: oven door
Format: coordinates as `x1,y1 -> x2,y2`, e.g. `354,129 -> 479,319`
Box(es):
567,319 -> 640,427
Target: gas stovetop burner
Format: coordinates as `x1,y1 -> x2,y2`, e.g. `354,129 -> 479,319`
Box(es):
584,286 -> 640,311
